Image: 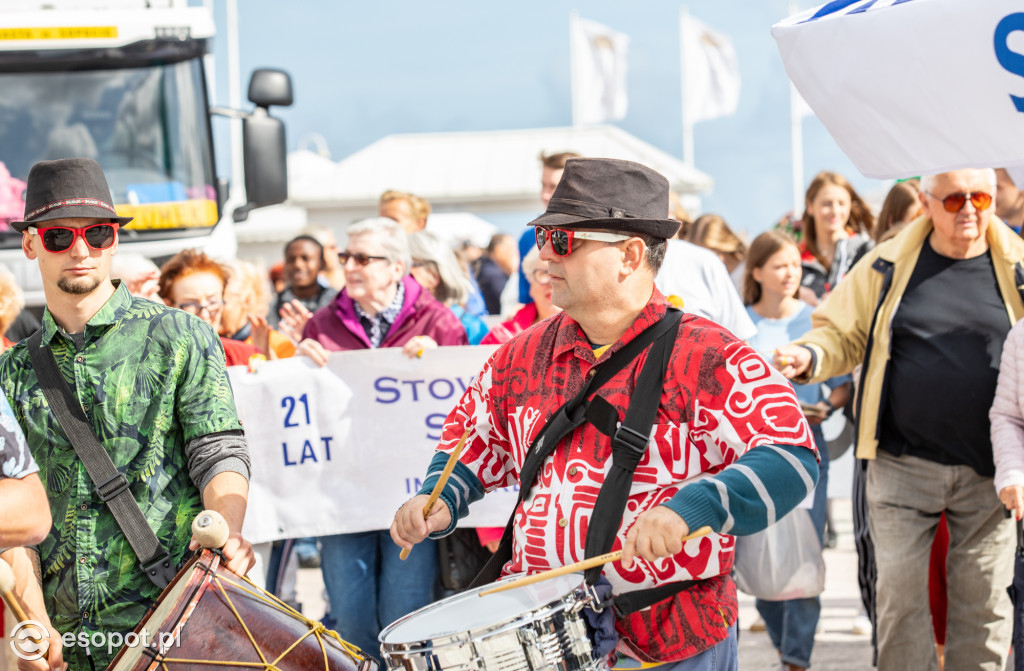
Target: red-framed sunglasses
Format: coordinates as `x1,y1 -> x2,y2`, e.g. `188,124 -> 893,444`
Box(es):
27,222 -> 118,253
924,191 -> 993,213
534,226 -> 631,256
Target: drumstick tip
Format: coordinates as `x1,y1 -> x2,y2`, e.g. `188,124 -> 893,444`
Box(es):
0,558 -> 13,593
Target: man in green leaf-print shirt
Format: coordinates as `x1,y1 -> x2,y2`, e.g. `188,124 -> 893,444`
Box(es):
0,158 -> 254,671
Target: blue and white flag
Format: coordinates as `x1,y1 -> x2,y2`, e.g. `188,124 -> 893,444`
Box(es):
773,0 -> 1024,179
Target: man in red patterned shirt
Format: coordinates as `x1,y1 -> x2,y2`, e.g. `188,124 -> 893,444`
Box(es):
392,158 -> 819,670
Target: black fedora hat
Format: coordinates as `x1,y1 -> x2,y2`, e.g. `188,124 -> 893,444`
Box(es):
10,157 -> 133,232
529,157 -> 680,239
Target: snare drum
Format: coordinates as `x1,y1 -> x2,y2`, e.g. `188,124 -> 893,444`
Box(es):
378,573 -> 607,671
108,549 -> 376,671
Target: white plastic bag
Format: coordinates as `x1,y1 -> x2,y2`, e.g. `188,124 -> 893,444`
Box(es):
732,508 -> 825,600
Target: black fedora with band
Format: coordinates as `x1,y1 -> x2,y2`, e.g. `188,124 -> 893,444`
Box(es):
529,157 -> 680,240
10,157 -> 133,232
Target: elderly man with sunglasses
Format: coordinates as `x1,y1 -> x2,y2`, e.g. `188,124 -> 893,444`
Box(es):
774,168 -> 1024,671
0,158 -> 253,671
392,158 -> 820,671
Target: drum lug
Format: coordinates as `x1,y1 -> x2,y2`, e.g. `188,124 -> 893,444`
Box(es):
580,582 -> 604,613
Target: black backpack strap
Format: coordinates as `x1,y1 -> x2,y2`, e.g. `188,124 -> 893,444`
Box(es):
582,310 -> 681,583
518,310 -> 685,499
469,309 -> 683,589
26,331 -> 176,589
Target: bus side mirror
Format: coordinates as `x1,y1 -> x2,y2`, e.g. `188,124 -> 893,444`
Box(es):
235,69 -> 293,222
248,68 -> 293,108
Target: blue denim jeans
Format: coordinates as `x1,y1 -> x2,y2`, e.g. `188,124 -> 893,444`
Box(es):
754,424 -> 829,668
613,624 -> 737,670
319,530 -> 439,658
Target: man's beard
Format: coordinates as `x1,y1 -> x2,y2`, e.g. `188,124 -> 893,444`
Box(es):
57,274 -> 102,295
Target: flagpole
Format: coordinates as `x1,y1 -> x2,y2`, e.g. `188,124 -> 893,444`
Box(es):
788,0 -> 804,219
679,6 -> 695,166
570,10 -> 581,127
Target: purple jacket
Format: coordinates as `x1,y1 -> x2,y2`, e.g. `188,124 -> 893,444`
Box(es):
303,275 -> 468,351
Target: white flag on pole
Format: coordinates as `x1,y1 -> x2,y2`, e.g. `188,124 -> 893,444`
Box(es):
571,16 -> 629,125
681,14 -> 741,124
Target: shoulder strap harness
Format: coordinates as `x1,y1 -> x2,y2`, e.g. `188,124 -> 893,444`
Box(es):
470,309 -> 695,613
26,331 -> 176,589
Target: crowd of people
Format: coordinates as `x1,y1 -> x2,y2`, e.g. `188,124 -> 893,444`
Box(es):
1,152 -> 1024,671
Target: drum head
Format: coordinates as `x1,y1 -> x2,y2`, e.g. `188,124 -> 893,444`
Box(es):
381,572 -> 584,643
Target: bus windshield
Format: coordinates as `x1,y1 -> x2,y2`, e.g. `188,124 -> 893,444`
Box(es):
0,57 -> 217,245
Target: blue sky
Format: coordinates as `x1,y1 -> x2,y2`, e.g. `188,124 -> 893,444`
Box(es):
208,1 -> 884,236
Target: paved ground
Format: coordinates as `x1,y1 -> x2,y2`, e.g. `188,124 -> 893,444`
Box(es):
293,497 -> 876,669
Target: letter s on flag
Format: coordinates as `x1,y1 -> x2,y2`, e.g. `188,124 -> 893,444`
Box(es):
995,13 -> 1024,113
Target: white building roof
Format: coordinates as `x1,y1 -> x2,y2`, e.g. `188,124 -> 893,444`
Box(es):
288,125 -> 713,210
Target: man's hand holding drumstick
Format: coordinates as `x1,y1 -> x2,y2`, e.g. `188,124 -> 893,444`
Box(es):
621,505 -> 696,570
390,493 -> 453,552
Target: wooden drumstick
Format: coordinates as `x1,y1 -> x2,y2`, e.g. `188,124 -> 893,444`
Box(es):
0,558 -> 48,659
192,510 -> 230,549
478,525 -> 714,597
399,429 -> 471,561
0,558 -> 30,623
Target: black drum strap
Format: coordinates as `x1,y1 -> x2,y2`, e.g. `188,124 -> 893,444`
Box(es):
610,579 -> 700,615
469,310 -> 682,589
26,330 -> 176,589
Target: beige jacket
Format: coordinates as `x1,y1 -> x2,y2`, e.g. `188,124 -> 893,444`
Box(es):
794,215 -> 1024,459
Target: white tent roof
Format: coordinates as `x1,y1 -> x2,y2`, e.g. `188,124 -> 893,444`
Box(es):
288,125 -> 713,208
236,204 -> 494,249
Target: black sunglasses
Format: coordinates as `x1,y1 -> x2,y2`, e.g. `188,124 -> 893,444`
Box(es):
339,251 -> 389,267
28,223 -> 118,253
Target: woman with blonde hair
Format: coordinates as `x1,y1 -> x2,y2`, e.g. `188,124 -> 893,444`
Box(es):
799,171 -> 875,302
687,213 -> 747,287
221,259 -> 296,359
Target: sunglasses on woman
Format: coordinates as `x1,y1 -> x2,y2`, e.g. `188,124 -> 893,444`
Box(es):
338,251 -> 389,266
534,226 -> 631,257
27,222 -> 118,253
925,191 -> 993,213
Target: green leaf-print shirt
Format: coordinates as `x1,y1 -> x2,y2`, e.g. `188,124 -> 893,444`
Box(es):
0,283 -> 244,669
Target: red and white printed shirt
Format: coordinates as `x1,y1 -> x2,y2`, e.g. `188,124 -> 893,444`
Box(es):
439,291 -> 814,660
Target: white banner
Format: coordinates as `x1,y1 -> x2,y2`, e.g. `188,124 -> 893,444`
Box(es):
228,347 -> 520,544
681,13 -> 741,124
571,15 -> 629,125
773,0 -> 1024,179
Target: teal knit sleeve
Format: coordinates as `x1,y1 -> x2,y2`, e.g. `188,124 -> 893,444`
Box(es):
662,443 -> 819,536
